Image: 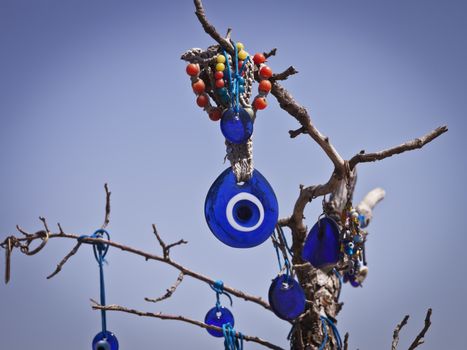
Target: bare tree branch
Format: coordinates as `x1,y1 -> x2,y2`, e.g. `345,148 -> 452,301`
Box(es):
91,301 -> 284,350
349,126 -> 447,169
193,0 -> 234,54
408,309 -> 432,350
392,315 -> 409,350
288,126 -> 307,138
3,230 -> 270,310
152,224 -> 188,259
145,272 -> 184,303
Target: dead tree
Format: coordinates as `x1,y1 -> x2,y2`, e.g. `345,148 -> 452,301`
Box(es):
1,0 -> 446,349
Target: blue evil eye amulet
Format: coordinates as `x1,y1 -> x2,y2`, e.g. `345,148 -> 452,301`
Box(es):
204,306 -> 235,337
205,168 -> 279,248
302,216 -> 340,269
92,331 -> 119,350
268,274 -> 306,321
220,107 -> 253,144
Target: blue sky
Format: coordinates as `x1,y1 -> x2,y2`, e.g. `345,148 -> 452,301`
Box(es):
0,0 -> 465,349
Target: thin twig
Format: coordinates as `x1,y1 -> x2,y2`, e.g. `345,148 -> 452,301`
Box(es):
57,222 -> 65,235
39,216 -> 50,233
349,126 -> 447,169
391,315 -> 409,350
271,66 -> 299,81
101,183 -> 111,229
289,126 -> 307,138
264,48 -> 277,58
166,239 -> 188,252
343,332 -> 349,350
46,241 -> 83,279
145,272 -> 184,303
408,308 -> 432,350
152,224 -> 187,259
91,301 -> 284,350
16,225 -> 31,237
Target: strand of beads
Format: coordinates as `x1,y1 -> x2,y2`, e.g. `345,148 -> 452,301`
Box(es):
340,205 -> 369,287
252,53 -> 272,111
186,62 -> 223,121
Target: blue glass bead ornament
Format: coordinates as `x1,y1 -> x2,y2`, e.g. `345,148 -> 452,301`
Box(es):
205,167 -> 279,248
268,275 -> 306,321
92,331 -> 119,350
343,272 -> 360,288
302,217 -> 340,269
204,306 -> 235,337
220,107 -> 253,144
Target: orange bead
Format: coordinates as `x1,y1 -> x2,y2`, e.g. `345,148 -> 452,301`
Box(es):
186,63 -> 199,76
259,79 -> 272,93
197,94 -> 209,107
209,108 -> 222,121
215,79 -> 225,88
253,53 -> 266,65
214,71 -> 224,79
254,97 -> 267,110
259,65 -> 273,79
192,79 -> 205,94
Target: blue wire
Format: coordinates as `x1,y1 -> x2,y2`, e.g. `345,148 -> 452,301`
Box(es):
319,315 -> 343,350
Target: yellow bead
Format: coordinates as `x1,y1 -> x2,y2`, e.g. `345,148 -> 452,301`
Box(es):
216,55 -> 226,63
216,63 -> 225,71
236,42 -> 244,50
238,50 -> 248,60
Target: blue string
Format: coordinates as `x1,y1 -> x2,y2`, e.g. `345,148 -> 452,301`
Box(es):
272,227 -> 292,282
210,280 -> 233,310
333,268 -> 343,300
222,42 -> 250,114
80,229 -> 111,336
222,323 -> 243,350
319,315 -> 343,350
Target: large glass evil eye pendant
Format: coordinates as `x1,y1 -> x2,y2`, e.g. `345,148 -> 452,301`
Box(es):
92,331 -> 119,350
268,275 -> 306,321
302,217 -> 340,269
220,107 -> 253,144
204,306 -> 235,337
205,168 -> 279,248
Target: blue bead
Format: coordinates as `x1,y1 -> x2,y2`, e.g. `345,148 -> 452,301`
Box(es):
237,77 -> 245,85
268,275 -> 306,321
302,217 -> 340,269
205,168 -> 279,248
239,85 -> 245,93
358,214 -> 367,228
204,306 -> 235,337
220,107 -> 253,144
92,331 -> 118,350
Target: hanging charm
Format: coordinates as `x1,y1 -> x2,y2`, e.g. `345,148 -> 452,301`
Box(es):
80,229 -> 119,350
268,227 -> 306,320
205,168 -> 278,248
302,216 -> 341,270
204,280 -> 235,338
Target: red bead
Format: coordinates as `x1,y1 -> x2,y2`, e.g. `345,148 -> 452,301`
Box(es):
259,79 -> 272,93
192,79 -> 206,94
186,63 -> 200,76
238,60 -> 244,70
214,71 -> 224,79
197,94 -> 209,107
215,79 -> 225,88
209,108 -> 222,121
254,97 -> 267,110
259,66 -> 273,79
253,53 -> 266,65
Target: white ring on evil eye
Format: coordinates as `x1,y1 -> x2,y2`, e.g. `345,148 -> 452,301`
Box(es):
225,192 -> 265,232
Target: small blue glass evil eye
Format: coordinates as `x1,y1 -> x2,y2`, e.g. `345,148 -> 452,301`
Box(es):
268,275 -> 306,321
220,107 -> 253,144
205,168 -> 279,248
204,306 -> 235,337
92,331 -> 119,350
302,217 -> 340,269
343,272 -> 361,288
